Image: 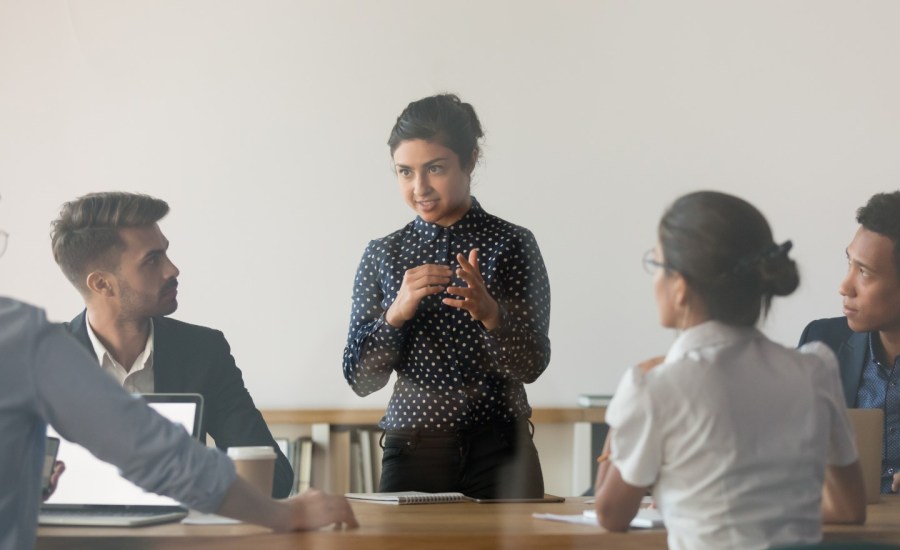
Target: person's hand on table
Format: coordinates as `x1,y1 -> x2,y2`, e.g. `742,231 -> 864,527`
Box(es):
892,471 -> 900,493
216,476 -> 358,531
280,489 -> 359,531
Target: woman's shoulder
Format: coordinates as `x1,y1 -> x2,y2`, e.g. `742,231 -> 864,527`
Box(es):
360,221 -> 418,252
619,356 -> 697,393
753,335 -> 839,371
607,359 -> 689,423
467,198 -> 529,234
373,220 -> 418,243
742,337 -> 841,389
476,214 -> 542,255
482,209 -> 533,235
796,339 -> 841,373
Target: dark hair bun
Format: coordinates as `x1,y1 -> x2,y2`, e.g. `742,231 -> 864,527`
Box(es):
660,191 -> 798,327
758,253 -> 800,297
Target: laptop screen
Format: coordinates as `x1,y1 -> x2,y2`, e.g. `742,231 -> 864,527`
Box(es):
45,393 -> 202,507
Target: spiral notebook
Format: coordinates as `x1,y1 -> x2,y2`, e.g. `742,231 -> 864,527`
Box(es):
346,491 -> 466,504
345,491 -> 565,505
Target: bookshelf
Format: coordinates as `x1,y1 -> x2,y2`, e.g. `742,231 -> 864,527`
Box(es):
262,407 -> 606,496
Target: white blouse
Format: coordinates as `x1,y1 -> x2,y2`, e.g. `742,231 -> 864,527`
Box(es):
606,320 -> 858,550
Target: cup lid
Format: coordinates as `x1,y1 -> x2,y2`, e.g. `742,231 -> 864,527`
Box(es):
227,446 -> 277,459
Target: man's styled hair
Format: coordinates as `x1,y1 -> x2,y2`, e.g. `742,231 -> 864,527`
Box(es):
857,191 -> 900,279
51,192 -> 170,291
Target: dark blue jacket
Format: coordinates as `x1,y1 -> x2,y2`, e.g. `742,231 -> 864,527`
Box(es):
65,311 -> 293,498
798,316 -> 868,407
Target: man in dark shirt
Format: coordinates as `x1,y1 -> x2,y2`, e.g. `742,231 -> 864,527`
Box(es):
49,192 -> 293,497
799,191 -> 900,493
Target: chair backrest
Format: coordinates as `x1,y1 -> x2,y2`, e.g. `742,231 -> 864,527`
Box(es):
848,407 -> 884,505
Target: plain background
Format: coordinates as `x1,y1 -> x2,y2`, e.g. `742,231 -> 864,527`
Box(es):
1,1 -> 898,409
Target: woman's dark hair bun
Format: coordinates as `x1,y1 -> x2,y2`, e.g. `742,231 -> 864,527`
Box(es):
659,191 -> 799,327
756,242 -> 800,297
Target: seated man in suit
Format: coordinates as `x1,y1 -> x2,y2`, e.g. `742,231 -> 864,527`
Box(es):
799,191 -> 900,494
50,192 -> 293,497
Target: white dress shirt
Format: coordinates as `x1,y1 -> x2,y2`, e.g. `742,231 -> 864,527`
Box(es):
85,316 -> 155,393
606,320 -> 858,550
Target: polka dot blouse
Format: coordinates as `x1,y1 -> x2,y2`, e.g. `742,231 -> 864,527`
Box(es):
342,197 -> 551,431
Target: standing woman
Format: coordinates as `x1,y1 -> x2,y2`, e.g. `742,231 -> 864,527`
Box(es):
594,191 -> 866,549
342,94 -> 550,498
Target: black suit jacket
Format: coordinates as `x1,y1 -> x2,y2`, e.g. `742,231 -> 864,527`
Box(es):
66,311 -> 293,498
798,316 -> 868,408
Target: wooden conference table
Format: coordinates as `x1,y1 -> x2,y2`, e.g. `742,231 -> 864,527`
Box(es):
37,496 -> 900,550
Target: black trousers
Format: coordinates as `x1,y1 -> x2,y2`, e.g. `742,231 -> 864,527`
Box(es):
378,420 -> 544,499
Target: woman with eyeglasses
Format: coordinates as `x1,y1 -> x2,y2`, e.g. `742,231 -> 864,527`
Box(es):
593,191 -> 865,549
341,94 -> 550,498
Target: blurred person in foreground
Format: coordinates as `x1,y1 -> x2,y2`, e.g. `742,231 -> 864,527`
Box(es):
0,209 -> 356,550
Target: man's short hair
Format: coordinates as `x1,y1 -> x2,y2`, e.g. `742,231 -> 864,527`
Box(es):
51,192 -> 169,291
857,191 -> 900,279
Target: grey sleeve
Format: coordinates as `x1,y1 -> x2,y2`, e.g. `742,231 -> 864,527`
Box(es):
30,318 -> 236,513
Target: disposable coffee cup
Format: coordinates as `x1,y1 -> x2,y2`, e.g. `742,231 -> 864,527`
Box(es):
227,446 -> 276,496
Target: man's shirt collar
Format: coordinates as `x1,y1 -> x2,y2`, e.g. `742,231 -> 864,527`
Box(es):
85,316 -> 155,376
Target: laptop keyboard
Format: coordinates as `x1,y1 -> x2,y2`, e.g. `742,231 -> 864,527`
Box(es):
42,508 -> 165,518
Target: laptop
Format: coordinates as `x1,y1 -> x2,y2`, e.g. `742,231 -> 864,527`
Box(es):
39,393 -> 204,527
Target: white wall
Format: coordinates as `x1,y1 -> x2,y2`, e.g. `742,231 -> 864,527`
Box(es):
1,1 -> 898,409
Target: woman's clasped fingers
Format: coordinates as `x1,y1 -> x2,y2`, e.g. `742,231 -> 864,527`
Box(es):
406,264 -> 452,290
387,264 -> 452,327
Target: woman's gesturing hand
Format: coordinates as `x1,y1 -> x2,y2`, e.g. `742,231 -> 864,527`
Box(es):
385,264 -> 452,327
444,249 -> 502,330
